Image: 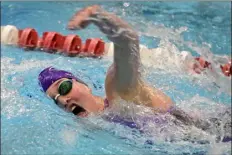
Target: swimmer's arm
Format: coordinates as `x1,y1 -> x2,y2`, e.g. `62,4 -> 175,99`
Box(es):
68,5 -> 172,110
68,5 -> 141,92
92,6 -> 141,92
87,7 -> 175,110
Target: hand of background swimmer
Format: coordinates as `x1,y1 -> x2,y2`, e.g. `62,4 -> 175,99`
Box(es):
67,5 -> 100,30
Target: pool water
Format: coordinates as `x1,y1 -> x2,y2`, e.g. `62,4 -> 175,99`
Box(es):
1,2 -> 231,155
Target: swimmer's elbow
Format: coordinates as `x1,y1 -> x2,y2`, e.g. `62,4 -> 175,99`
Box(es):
108,29 -> 139,49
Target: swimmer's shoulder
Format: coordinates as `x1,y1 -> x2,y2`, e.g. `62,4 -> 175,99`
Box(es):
137,85 -> 173,112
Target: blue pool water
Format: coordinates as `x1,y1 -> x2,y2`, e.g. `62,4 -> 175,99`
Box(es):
1,2 -> 231,155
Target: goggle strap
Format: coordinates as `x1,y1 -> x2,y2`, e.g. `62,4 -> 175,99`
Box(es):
76,78 -> 88,87
54,94 -> 61,101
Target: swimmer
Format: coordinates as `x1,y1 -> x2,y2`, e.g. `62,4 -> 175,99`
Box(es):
38,5 -> 231,142
40,5 -> 173,115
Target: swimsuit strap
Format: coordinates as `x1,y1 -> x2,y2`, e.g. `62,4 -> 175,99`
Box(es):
104,98 -> 110,109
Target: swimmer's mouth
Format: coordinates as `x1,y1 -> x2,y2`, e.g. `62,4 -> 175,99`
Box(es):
71,104 -> 87,116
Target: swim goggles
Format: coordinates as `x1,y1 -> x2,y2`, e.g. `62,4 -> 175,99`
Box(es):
54,79 -> 73,104
53,79 -> 88,115
53,77 -> 89,104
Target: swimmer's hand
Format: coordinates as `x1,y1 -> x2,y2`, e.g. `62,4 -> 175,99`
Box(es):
67,5 -> 100,30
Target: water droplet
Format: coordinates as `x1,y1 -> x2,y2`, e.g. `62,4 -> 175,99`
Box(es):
123,2 -> 130,7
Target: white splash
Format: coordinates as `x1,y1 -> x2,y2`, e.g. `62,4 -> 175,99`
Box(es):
60,128 -> 78,146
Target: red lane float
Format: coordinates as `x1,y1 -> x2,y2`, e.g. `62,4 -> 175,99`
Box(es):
62,34 -> 82,55
94,39 -> 105,56
3,25 -> 231,77
41,32 -> 65,52
18,28 -> 38,49
16,27 -> 106,56
83,38 -> 105,56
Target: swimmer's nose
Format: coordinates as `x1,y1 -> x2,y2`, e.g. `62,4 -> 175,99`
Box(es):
57,96 -> 72,110
64,97 -> 76,112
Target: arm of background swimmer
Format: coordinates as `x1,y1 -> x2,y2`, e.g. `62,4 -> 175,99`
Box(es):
170,106 -> 212,131
81,6 -> 141,93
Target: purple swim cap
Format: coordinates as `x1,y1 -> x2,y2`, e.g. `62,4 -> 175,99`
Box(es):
38,67 -> 87,92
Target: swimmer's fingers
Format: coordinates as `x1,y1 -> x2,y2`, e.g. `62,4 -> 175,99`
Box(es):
67,12 -> 90,30
67,5 -> 101,30
68,19 -> 90,30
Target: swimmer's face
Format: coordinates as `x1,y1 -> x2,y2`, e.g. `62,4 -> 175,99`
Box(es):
46,78 -> 101,117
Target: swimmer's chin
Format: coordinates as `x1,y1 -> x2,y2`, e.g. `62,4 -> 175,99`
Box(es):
77,111 -> 89,117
